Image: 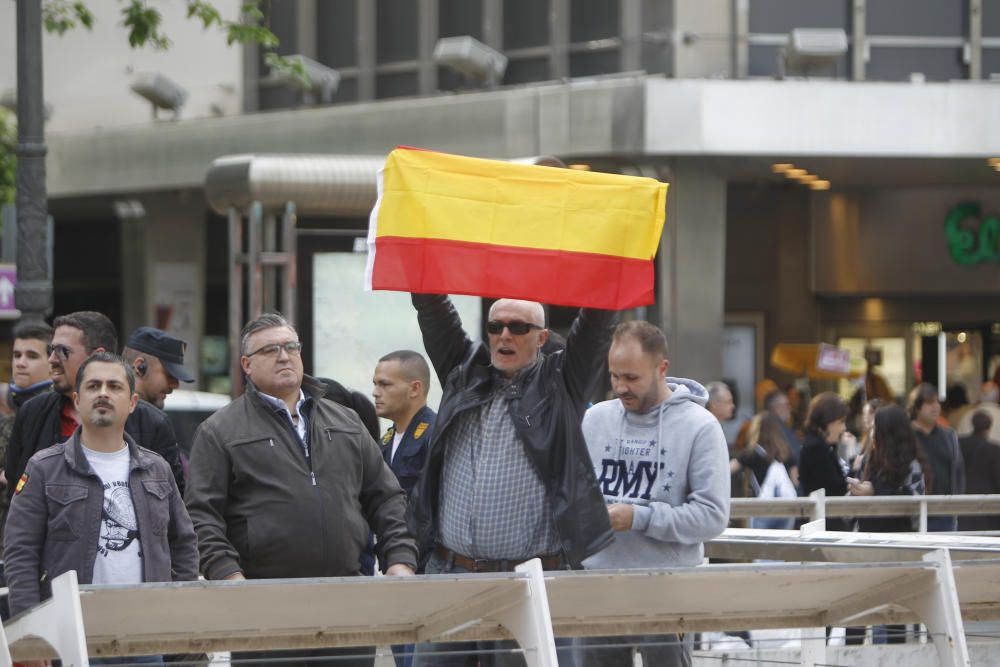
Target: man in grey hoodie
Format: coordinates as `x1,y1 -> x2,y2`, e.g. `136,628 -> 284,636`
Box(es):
575,321 -> 730,667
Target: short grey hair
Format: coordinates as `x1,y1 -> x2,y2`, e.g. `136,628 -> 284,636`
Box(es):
240,313 -> 296,356
706,381 -> 731,404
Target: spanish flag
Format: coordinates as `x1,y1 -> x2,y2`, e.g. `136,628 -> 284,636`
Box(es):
364,147 -> 668,310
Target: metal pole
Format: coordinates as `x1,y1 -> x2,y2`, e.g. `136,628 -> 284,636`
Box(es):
228,208 -> 244,398
281,202 -> 297,326
14,0 -> 52,323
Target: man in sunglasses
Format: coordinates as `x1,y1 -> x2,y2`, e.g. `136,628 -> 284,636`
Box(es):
5,311 -> 185,500
408,295 -> 615,666
185,313 -> 416,667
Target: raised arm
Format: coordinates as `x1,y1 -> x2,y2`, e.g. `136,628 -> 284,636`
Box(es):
411,294 -> 477,385
562,308 -> 617,407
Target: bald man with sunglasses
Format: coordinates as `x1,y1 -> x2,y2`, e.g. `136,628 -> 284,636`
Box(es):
408,295 -> 615,667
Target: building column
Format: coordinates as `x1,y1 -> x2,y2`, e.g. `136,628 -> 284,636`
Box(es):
656,162 -> 727,383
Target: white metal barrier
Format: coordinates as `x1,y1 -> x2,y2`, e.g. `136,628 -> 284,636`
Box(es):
730,490 -> 1000,533
5,545 -> 1000,667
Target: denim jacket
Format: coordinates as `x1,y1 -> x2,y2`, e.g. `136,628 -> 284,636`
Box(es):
4,431 -> 198,616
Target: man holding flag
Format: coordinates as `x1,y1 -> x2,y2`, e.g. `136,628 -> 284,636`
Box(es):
407,295 -> 615,666
366,147 -> 668,666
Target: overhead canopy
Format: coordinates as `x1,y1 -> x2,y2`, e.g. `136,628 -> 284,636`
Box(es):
204,153 -> 570,217
771,343 -> 863,380
204,154 -> 387,216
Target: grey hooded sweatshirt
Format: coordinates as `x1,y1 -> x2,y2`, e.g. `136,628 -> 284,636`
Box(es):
581,377 -> 731,569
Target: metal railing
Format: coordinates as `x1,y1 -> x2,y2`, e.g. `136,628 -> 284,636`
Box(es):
729,491 -> 1000,533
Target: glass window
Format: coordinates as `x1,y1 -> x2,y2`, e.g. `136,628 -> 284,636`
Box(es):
504,0 -> 550,50
504,56 -> 550,84
836,337 -> 906,403
867,47 -> 965,81
570,0 -> 619,42
986,1 -> 1000,36
440,0 -> 483,39
987,53 -> 1000,79
257,86 -> 300,111
312,252 -> 481,431
317,0 -> 357,68
748,0 -> 850,33
377,0 -> 419,63
570,50 -> 620,77
747,0 -> 851,78
867,0 -> 964,37
376,72 -> 419,98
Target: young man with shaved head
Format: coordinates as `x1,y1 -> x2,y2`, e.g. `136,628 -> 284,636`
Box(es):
373,349 -> 435,496
407,294 -> 615,667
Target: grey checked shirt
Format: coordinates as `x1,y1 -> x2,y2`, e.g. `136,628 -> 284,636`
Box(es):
438,378 -> 559,560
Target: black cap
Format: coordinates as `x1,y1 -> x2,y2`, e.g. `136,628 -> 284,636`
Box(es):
127,327 -> 195,383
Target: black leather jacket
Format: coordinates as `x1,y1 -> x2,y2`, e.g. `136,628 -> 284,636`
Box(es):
406,294 -> 615,569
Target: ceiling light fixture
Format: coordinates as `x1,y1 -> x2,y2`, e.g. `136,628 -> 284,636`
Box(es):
772,163 -> 793,173
810,180 -> 831,190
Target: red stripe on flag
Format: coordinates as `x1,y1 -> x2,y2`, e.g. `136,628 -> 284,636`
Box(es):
371,236 -> 655,310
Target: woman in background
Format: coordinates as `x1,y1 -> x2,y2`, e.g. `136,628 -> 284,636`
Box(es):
733,413 -> 798,529
848,404 -> 929,645
798,392 -> 851,531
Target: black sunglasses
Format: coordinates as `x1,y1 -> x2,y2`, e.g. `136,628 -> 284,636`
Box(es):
47,343 -> 73,359
486,320 -> 541,336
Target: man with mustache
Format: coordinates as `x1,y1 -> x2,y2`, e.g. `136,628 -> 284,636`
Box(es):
5,311 -> 185,499
4,352 -> 197,619
407,295 -> 615,667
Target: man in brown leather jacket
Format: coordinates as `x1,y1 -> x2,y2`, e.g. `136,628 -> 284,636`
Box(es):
4,352 -> 197,617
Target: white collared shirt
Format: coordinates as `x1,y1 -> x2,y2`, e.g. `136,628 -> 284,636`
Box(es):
258,389 -> 309,444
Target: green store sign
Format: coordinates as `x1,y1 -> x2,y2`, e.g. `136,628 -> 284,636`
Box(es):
945,203 -> 999,265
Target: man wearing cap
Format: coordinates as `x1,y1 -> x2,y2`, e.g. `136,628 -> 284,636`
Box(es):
5,312 -> 187,500
123,327 -> 195,410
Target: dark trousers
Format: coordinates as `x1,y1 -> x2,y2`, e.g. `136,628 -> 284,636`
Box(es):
232,646 -> 376,667
411,553 -> 576,667
573,634 -> 692,667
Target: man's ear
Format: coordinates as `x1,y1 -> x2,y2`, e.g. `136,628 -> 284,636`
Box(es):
240,355 -> 252,377
658,358 -> 669,379
537,329 -> 550,348
128,392 -> 139,415
72,391 -> 80,411
409,380 -> 423,399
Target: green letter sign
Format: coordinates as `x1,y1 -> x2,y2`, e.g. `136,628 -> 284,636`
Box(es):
945,203 -> 1000,265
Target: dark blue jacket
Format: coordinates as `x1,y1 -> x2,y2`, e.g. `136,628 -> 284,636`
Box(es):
381,404 -> 436,496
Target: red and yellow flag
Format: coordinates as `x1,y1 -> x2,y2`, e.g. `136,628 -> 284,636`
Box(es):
364,147 -> 668,310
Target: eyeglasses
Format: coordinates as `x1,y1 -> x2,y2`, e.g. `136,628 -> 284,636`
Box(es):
486,320 -> 542,336
246,341 -> 303,358
47,343 -> 73,359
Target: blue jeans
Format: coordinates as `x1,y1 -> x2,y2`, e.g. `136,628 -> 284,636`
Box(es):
411,553 -> 575,667
927,516 -> 957,532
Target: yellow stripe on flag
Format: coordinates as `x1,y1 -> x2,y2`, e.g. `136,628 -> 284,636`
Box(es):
375,149 -> 667,261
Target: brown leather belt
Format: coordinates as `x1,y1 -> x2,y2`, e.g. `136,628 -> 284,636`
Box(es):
434,544 -> 563,572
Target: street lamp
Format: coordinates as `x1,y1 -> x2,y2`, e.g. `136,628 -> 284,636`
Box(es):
130,72 -> 188,120
433,36 -> 507,87
268,54 -> 340,105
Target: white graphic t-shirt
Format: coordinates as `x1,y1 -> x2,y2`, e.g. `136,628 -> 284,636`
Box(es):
82,444 -> 143,585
